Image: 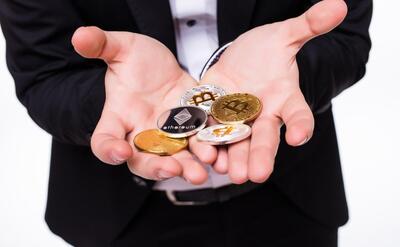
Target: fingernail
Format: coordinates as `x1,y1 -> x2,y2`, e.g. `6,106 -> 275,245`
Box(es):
111,151 -> 126,164
298,136 -> 309,146
157,171 -> 175,180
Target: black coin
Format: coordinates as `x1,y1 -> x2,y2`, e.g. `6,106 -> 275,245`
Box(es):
157,106 -> 208,138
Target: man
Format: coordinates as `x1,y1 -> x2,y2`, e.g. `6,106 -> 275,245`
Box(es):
0,0 -> 372,246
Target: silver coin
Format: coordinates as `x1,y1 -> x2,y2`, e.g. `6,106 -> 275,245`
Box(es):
196,124 -> 252,145
180,84 -> 226,114
157,106 -> 208,138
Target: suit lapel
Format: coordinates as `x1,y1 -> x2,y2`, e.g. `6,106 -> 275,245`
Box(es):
125,0 -> 177,55
217,0 -> 257,45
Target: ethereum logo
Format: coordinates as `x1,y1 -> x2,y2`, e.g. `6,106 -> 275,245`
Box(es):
174,108 -> 192,125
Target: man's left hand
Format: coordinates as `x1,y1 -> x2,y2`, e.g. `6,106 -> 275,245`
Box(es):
199,0 -> 347,183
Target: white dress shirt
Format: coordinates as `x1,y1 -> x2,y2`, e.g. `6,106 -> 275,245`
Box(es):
153,0 -> 232,191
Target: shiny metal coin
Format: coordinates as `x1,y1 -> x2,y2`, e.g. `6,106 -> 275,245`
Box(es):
196,124 -> 252,145
211,93 -> 262,124
157,106 -> 208,138
134,129 -> 188,156
180,84 -> 226,114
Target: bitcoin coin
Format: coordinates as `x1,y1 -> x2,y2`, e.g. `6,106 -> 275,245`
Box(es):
157,106 -> 208,138
180,84 -> 226,114
134,129 -> 188,156
211,93 -> 262,124
196,124 -> 252,145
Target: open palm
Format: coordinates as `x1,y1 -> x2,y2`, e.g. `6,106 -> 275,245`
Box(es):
201,0 -> 347,183
72,27 -> 215,183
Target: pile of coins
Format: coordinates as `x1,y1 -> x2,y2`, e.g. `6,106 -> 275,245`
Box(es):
133,84 -> 262,156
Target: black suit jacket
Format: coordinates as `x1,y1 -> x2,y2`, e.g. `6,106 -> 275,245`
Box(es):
0,0 -> 372,246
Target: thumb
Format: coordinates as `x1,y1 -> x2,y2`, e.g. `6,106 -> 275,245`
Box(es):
286,0 -> 348,46
91,110 -> 133,165
71,26 -> 129,63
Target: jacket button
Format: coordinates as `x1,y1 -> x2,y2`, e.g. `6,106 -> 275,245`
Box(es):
132,176 -> 147,187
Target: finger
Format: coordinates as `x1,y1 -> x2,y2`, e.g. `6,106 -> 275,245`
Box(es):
71,26 -> 130,63
172,150 -> 208,185
197,116 -> 227,173
228,139 -> 251,184
286,0 -> 348,45
213,146 -> 229,174
128,152 -> 182,181
189,136 -> 218,164
248,116 -> 281,183
280,91 -> 314,146
91,110 -> 133,165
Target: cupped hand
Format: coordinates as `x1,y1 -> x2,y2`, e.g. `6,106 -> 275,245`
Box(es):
72,27 -> 217,184
200,0 -> 347,183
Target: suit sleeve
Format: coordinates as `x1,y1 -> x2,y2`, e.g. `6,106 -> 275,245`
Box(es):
296,0 -> 372,114
0,0 -> 106,146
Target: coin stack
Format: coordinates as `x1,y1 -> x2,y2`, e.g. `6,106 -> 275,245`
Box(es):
133,84 -> 262,156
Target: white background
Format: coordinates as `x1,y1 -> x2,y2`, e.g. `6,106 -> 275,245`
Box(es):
0,1 -> 399,246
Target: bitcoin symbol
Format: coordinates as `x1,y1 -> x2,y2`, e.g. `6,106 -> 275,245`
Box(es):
212,126 -> 235,137
223,100 -> 249,115
189,92 -> 217,106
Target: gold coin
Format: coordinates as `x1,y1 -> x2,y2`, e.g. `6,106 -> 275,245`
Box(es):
211,93 -> 262,124
133,129 -> 188,156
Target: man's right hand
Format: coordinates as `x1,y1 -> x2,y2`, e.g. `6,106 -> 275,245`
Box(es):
72,27 -> 217,184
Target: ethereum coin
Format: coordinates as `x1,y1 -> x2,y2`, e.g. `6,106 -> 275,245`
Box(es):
211,93 -> 262,124
180,84 -> 226,114
157,106 -> 208,138
134,129 -> 188,156
196,124 -> 252,145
